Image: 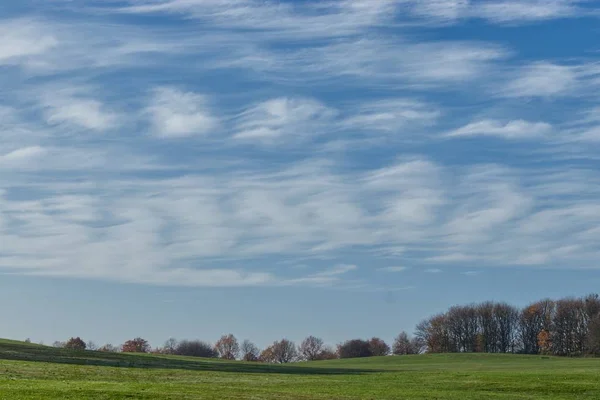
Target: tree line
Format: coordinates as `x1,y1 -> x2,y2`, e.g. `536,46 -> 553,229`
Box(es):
51,293 -> 600,361
415,294 -> 600,357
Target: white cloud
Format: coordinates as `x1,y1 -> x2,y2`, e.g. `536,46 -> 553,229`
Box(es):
146,87 -> 218,138
446,119 -> 552,139
121,0 -> 399,39
0,146 -> 46,167
472,0 -> 580,23
343,100 -> 440,133
424,268 -> 443,273
284,264 -> 358,286
0,19 -> 58,66
503,62 -> 579,97
234,97 -> 336,142
379,266 -> 408,272
40,89 -> 119,131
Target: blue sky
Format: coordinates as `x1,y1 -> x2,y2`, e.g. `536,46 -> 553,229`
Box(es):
1,0 -> 600,349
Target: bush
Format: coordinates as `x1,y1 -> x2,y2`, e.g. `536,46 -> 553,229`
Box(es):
338,339 -> 372,359
175,340 -> 218,358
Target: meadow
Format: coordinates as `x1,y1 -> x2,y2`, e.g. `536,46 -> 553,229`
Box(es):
0,339 -> 599,399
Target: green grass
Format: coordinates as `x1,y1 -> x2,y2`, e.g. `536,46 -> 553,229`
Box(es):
0,339 -> 599,399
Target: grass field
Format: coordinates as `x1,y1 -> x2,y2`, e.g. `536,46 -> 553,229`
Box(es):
0,339 -> 599,399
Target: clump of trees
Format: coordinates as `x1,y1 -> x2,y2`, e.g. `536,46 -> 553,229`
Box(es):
415,294 -> 600,357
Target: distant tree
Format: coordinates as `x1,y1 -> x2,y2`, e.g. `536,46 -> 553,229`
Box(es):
261,339 -> 297,363
368,337 -> 390,356
52,341 -> 66,348
24,338 -> 31,344
519,299 -> 555,354
122,337 -> 150,353
299,336 -> 325,361
416,314 -> 451,353
587,316 -> 600,355
163,338 -> 178,355
64,337 -> 87,351
175,340 -> 217,358
214,334 -> 240,360
98,344 -> 119,352
86,341 -> 98,351
393,332 -> 416,355
241,340 -> 260,362
337,339 -> 372,359
316,347 -> 338,360
259,345 -> 276,363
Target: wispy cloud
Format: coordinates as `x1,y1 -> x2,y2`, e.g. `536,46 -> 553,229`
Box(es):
379,266 -> 408,272
233,97 -> 336,143
446,119 -> 552,139
146,87 -> 219,138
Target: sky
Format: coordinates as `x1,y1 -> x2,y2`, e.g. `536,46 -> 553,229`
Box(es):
1,0 -> 600,349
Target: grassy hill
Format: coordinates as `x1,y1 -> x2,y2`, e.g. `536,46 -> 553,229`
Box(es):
1,339 -> 599,399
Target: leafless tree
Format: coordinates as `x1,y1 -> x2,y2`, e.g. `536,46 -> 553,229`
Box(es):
298,336 -> 325,361
263,339 -> 297,363
369,337 -> 390,356
393,331 -> 416,355
162,338 -> 178,355
241,340 -> 260,362
214,334 -> 240,360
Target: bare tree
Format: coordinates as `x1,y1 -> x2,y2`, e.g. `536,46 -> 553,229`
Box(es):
519,299 -> 555,354
241,340 -> 260,362
299,336 -> 325,361
263,339 -> 297,363
393,332 -> 416,355
214,334 -> 240,360
162,338 -> 178,355
53,341 -> 66,348
86,341 -> 98,351
369,337 -> 390,356
98,344 -> 119,352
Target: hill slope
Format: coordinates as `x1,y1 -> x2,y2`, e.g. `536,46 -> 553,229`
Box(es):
0,339 -> 599,399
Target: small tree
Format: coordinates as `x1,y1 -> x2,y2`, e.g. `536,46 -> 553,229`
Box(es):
259,345 -> 276,363
369,337 -> 390,356
299,336 -> 325,361
241,340 -> 260,362
393,332 -> 416,355
64,337 -> 87,351
98,344 -> 119,352
86,341 -> 98,351
163,338 -> 178,355
214,334 -> 240,360
52,341 -> 66,348
122,337 -> 150,353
